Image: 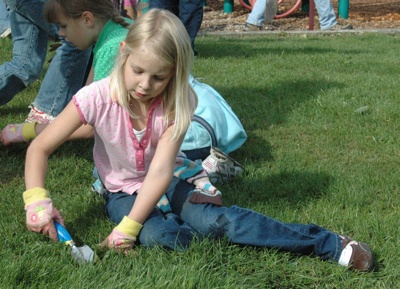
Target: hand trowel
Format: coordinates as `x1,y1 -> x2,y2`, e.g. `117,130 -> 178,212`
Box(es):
54,221 -> 95,264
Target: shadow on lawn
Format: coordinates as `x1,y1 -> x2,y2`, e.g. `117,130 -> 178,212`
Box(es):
196,37 -> 363,59
0,139 -> 94,186
0,105 -> 31,117
217,78 -> 342,130
225,169 -> 333,208
215,77 -> 342,165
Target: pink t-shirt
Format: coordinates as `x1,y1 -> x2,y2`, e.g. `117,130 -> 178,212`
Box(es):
73,77 -> 168,194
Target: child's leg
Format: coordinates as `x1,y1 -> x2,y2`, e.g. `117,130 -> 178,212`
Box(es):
182,202 -> 341,261
167,181 -> 363,264
167,181 -> 374,272
103,191 -> 194,251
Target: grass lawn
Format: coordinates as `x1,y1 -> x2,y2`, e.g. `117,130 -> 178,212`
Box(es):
0,32 -> 399,288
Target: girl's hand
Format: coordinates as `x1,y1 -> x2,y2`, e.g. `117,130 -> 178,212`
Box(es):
100,229 -> 137,252
24,188 -> 65,242
100,216 -> 143,252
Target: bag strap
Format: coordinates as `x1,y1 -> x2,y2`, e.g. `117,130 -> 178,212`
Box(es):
191,115 -> 217,148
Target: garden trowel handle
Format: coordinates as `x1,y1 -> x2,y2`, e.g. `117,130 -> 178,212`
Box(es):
54,221 -> 73,244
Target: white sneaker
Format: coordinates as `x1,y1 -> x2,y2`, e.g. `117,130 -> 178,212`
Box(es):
202,147 -> 245,184
0,28 -> 11,38
25,106 -> 55,124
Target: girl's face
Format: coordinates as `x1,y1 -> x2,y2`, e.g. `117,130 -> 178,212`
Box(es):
56,12 -> 97,50
123,43 -> 173,105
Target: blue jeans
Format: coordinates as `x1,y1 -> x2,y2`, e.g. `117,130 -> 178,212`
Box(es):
314,0 -> 337,30
31,42 -> 91,116
149,0 -> 203,51
246,0 -> 277,26
182,146 -> 210,161
0,1 -> 10,34
0,0 -> 91,112
103,178 -> 195,250
103,177 -> 343,262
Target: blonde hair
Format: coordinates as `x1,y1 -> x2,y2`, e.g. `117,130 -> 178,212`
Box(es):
109,8 -> 197,141
44,0 -> 130,28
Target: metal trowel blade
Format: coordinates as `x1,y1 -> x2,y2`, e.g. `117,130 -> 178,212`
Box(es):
70,244 -> 95,264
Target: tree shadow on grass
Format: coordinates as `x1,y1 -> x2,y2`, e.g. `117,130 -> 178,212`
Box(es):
224,170 -> 333,209
0,139 -> 94,187
0,105 -> 31,117
196,37 -> 364,60
215,78 -> 342,166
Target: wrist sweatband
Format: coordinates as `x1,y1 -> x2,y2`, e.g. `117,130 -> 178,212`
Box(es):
22,122 -> 37,142
23,187 -> 50,206
115,216 -> 143,238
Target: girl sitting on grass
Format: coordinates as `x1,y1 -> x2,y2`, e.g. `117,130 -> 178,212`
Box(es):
22,9 -> 373,272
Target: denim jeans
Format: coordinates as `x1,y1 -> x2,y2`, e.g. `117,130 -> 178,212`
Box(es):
0,0 -> 91,112
31,42 -> 92,116
0,1 -> 10,34
103,178 -> 195,251
103,177 -> 343,262
149,0 -> 203,51
246,0 -> 278,26
314,0 -> 337,30
182,146 -> 210,161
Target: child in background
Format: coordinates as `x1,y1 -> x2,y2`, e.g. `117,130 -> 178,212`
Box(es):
22,9 -> 373,272
24,0 -> 132,126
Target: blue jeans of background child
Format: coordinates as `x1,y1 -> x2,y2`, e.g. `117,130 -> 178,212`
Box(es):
313,0 -> 337,30
0,0 -> 91,111
149,0 -> 203,51
246,0 -> 277,26
246,0 -> 337,30
30,41 -> 91,116
103,177 -> 343,262
0,1 -> 10,34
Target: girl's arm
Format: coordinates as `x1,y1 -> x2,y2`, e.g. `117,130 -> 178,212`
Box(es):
102,124 -> 184,250
128,124 -> 185,224
25,101 -> 84,189
85,66 -> 95,86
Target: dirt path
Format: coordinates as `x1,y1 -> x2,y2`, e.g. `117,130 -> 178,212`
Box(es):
200,0 -> 400,32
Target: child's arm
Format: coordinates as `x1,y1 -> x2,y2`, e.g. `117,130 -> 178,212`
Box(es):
23,101 -> 83,241
25,101 -> 83,188
130,124 -> 184,223
102,124 -> 185,250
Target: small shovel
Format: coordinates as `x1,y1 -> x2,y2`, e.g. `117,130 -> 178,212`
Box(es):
54,221 -> 95,264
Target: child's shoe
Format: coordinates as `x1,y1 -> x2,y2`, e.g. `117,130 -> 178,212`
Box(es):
243,23 -> 262,31
338,235 -> 374,272
25,106 -> 55,124
202,147 -> 245,184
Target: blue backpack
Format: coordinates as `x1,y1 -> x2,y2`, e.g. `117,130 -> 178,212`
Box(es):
182,76 -> 247,154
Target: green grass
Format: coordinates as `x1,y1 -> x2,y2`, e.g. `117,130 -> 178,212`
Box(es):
0,32 -> 399,288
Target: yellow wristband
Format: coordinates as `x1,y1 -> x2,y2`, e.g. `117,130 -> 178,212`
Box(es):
22,122 -> 37,142
23,187 -> 50,206
115,216 -> 143,238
